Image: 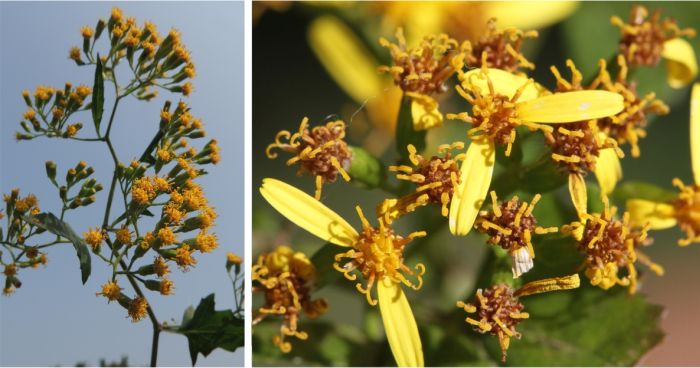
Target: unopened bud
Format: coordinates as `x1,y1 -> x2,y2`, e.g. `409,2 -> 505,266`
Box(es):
45,161 -> 57,181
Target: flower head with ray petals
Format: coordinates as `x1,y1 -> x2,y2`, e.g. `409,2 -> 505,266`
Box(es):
334,206 -> 426,306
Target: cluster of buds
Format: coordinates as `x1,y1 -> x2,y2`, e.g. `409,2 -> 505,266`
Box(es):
52,161 -> 104,210
151,101 -> 219,172
253,246 -> 328,353
16,83 -> 91,140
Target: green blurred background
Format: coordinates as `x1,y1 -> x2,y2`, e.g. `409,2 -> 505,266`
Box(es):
252,2 -> 700,365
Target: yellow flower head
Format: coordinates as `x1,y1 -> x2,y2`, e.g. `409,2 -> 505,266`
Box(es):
563,197 -> 663,293
593,56 -> 670,158
163,203 -> 184,224
132,177 -> 157,204
447,67 -> 624,235
69,47 -> 82,61
84,227 -> 104,250
195,231 -> 218,253
226,252 -> 242,265
14,193 -> 39,214
110,7 -> 124,23
157,227 -> 176,245
456,275 -> 580,362
384,142 -> 465,221
266,117 -> 351,200
97,281 -> 122,302
153,256 -> 170,278
3,264 -> 17,277
34,85 -> 55,101
80,25 -> 94,38
116,226 -> 132,245
260,178 -> 424,366
174,245 -> 197,270
157,149 -> 172,162
334,206 -> 426,306
467,18 -> 538,72
378,28 -> 467,96
127,296 -> 148,322
182,82 -> 193,96
182,183 -> 207,210
252,245 -> 327,353
475,192 -> 558,278
159,278 -> 174,295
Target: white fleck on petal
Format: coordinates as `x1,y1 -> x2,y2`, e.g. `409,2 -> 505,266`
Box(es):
511,247 -> 534,278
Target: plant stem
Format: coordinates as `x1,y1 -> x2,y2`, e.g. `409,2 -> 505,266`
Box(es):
99,71 -> 161,367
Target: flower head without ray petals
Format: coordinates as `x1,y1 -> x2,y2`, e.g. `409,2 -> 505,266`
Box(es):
475,191 -> 557,277
266,117 -> 351,200
252,246 -> 327,353
456,275 -> 580,362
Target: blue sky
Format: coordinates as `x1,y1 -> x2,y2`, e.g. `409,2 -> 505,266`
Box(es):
0,2 -> 244,366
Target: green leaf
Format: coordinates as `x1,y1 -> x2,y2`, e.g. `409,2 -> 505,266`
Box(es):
91,56 -> 105,132
176,294 -> 244,365
498,285 -> 664,366
612,181 -> 678,205
395,94 -> 426,159
24,212 -> 91,283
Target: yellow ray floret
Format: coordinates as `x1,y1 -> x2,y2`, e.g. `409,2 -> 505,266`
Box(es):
259,178 -> 358,247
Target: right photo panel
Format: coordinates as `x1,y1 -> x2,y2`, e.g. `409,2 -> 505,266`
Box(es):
252,2 -> 700,366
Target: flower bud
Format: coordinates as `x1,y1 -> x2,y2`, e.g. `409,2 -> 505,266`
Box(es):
45,161 -> 57,182
94,18 -> 106,39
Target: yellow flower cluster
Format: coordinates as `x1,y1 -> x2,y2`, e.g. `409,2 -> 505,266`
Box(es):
16,82 -> 92,140
258,6 -> 700,365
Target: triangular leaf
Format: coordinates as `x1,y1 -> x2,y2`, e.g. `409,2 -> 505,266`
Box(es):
176,294 -> 244,365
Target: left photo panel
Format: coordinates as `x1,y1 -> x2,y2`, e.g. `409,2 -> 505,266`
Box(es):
0,2 -> 244,366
